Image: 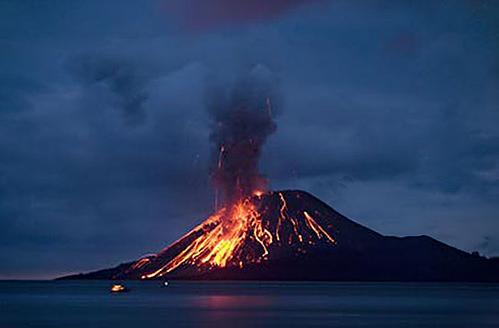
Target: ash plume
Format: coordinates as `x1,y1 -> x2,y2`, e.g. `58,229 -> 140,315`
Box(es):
207,66 -> 280,206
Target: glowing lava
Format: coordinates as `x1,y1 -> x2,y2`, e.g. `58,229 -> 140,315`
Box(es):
135,191 -> 337,279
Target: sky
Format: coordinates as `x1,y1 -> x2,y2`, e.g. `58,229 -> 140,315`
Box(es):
1,0 -> 499,279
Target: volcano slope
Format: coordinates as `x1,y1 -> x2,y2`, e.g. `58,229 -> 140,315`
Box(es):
60,190 -> 499,282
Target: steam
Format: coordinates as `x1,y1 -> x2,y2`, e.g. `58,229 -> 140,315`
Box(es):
207,65 -> 279,206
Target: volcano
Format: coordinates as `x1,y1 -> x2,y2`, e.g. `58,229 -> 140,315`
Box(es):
61,190 -> 499,282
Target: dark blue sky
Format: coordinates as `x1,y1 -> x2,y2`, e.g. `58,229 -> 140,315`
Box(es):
1,1 -> 499,279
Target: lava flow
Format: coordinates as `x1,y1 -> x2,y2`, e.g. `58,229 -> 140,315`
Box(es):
125,190 -> 337,280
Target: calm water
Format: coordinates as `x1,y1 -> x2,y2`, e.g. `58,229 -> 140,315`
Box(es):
1,281 -> 498,327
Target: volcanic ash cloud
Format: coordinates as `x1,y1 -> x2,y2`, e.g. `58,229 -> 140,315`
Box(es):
207,66 -> 280,206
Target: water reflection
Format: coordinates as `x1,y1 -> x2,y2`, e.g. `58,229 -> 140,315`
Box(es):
2,281 -> 498,328
193,294 -> 275,328
194,294 -> 274,309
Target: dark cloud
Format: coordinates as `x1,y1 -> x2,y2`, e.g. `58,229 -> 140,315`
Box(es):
67,55 -> 150,125
0,77 -> 48,113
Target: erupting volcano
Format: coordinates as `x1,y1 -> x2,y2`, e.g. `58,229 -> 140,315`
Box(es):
118,190 -> 340,280
62,188 -> 499,281
60,69 -> 499,282
123,69 -> 338,279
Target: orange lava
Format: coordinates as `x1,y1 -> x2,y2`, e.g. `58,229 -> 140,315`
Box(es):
138,193 -> 337,279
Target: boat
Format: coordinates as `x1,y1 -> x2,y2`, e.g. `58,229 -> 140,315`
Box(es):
110,284 -> 129,293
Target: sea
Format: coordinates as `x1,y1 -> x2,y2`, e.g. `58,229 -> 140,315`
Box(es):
0,280 -> 498,327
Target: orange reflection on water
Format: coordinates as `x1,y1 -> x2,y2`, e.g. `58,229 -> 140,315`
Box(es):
194,294 -> 273,310
193,294 -> 275,328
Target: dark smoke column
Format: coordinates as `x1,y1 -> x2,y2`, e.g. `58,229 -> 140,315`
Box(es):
207,66 -> 279,206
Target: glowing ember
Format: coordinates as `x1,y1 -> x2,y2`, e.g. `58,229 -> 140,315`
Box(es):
253,190 -> 264,197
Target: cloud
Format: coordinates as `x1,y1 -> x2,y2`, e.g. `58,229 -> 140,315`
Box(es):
162,0 -> 326,31
67,55 -> 150,125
